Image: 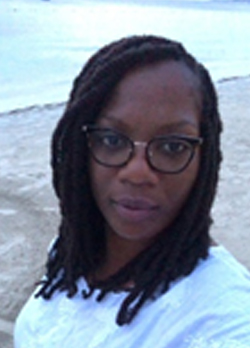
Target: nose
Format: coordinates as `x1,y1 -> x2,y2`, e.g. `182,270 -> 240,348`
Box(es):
118,142 -> 159,186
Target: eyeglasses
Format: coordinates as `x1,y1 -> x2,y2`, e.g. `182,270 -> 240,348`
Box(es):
82,125 -> 203,174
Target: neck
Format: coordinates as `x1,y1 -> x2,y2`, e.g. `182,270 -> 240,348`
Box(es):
93,227 -> 151,282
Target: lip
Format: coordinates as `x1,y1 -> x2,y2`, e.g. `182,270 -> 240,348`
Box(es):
112,196 -> 159,222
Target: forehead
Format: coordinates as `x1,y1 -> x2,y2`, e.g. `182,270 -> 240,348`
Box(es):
110,60 -> 200,103
99,60 -> 201,135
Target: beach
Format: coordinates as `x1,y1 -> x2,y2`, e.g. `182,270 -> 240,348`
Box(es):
1,76 -> 250,348
1,1 -> 250,347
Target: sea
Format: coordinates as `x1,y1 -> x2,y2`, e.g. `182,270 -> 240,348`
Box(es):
1,0 -> 250,112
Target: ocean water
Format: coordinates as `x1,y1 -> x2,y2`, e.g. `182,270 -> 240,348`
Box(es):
1,0 -> 250,112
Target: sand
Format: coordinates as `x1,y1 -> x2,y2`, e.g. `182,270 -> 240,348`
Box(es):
0,77 -> 250,347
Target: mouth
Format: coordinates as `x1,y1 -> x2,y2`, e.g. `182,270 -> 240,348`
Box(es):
112,196 -> 159,222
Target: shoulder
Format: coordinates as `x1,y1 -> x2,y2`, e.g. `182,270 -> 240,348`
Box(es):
194,244 -> 249,278
186,245 -> 250,299
14,278 -> 95,348
163,245 -> 250,314
147,245 -> 250,347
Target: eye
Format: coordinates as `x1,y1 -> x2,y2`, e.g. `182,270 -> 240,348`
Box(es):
93,131 -> 127,150
155,139 -> 190,157
161,140 -> 188,155
103,134 -> 122,147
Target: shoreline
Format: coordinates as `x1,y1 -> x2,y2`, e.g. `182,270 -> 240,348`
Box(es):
1,73 -> 249,117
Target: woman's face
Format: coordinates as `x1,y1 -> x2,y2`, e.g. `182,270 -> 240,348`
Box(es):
89,61 -> 201,253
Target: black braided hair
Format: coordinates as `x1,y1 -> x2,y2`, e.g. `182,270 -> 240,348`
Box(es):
36,35 -> 222,325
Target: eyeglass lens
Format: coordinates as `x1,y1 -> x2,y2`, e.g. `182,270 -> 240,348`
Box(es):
88,129 -> 132,166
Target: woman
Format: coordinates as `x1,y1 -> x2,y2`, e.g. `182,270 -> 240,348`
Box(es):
15,35 -> 250,348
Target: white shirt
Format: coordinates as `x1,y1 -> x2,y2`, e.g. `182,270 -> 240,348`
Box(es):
14,246 -> 250,348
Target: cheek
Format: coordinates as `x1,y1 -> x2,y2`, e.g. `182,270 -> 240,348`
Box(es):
163,154 -> 200,210
89,159 -> 113,207
89,160 -> 102,201
182,152 -> 200,193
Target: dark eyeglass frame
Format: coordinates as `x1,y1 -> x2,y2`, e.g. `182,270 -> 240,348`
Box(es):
82,125 -> 203,174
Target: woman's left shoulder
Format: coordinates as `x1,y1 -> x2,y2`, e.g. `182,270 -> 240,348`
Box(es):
194,245 -> 250,293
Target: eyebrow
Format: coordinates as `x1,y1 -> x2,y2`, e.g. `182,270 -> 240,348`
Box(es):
98,115 -> 199,133
157,121 -> 199,133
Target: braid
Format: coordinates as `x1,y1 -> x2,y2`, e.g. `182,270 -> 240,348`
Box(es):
36,35 -> 222,325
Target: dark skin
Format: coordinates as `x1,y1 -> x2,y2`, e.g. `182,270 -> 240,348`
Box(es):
90,61 -> 204,281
